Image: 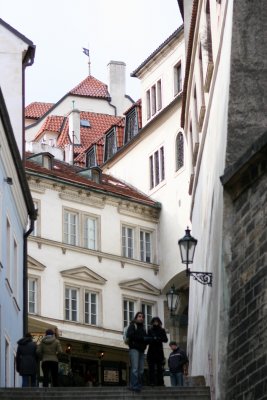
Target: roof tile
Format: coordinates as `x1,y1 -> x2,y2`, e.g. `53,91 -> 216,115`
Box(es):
25,102 -> 54,119
69,75 -> 110,99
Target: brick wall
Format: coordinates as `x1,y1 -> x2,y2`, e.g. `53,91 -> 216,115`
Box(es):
222,134 -> 267,400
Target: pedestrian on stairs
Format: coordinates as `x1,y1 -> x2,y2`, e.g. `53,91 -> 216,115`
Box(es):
168,341 -> 188,386
37,328 -> 62,387
16,332 -> 38,387
126,311 -> 147,393
147,317 -> 168,386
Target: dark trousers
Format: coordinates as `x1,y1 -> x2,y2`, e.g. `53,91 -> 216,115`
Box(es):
42,361 -> 59,387
148,361 -> 164,386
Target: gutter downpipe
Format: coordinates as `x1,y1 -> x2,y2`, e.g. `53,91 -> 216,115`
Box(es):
22,45 -> 36,336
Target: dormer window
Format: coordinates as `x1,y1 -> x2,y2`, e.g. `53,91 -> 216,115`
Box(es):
104,128 -> 117,162
77,167 -> 102,184
86,148 -> 96,168
124,109 -> 139,144
27,152 -> 54,170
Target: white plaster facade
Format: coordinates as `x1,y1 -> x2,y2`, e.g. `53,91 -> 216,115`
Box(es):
181,1 -> 233,398
103,27 -> 191,299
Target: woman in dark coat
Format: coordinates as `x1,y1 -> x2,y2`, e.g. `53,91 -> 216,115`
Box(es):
16,333 -> 38,387
147,317 -> 168,386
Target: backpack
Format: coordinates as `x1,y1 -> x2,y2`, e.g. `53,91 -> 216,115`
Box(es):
123,323 -> 137,345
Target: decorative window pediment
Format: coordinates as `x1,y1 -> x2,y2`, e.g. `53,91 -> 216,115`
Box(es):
119,278 -> 160,296
60,266 -> 106,285
27,256 -> 46,271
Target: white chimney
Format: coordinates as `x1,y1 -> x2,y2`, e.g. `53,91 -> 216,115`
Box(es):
107,61 -> 126,116
69,108 -> 80,145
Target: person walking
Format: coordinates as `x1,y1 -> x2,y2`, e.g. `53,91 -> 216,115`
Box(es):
16,333 -> 38,387
168,341 -> 188,386
37,329 -> 62,387
126,311 -> 147,393
147,317 -> 168,386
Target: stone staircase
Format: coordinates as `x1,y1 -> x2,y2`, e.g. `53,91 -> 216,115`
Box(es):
0,386 -> 211,400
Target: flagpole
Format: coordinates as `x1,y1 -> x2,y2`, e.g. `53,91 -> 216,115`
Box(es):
88,43 -> 91,76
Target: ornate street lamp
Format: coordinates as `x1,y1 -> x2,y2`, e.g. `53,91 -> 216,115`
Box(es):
178,227 -> 213,286
166,285 -> 180,315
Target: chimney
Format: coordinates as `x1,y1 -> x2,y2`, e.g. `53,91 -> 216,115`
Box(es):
69,108 -> 80,145
107,61 -> 126,116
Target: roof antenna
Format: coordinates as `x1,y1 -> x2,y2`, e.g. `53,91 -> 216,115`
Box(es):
82,46 -> 91,76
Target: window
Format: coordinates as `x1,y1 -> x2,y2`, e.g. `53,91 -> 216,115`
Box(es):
149,146 -> 165,189
63,208 -> 100,250
141,303 -> 153,331
174,62 -> 182,95
176,132 -> 184,171
65,287 -> 78,321
13,239 -> 18,298
84,291 -> 97,325
6,218 -> 11,283
122,226 -> 134,258
86,148 -> 96,168
146,79 -> 162,120
28,278 -> 37,314
104,129 -> 117,161
123,300 -> 135,327
64,211 -> 78,246
140,230 -> 152,263
124,109 -> 139,144
84,216 -> 97,250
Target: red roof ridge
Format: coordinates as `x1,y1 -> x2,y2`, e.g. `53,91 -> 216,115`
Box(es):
69,75 -> 111,99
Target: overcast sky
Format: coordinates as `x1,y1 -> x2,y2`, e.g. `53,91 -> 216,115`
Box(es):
1,0 -> 182,105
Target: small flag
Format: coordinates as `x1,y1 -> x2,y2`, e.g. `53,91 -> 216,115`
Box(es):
82,47 -> 89,57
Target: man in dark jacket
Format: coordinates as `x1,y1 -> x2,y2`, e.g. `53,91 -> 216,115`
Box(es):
126,311 -> 147,392
16,333 -> 37,387
147,317 -> 168,386
168,341 -> 188,386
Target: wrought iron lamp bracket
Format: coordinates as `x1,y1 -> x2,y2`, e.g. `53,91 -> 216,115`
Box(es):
187,268 -> 213,286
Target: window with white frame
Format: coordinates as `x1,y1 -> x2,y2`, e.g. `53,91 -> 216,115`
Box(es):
64,211 -> 78,246
141,303 -> 153,331
149,146 -> 165,189
83,215 -> 97,250
64,286 -> 99,325
84,291 -> 97,325
13,238 -> 18,298
63,209 -> 100,250
65,287 -> 78,322
28,277 -> 38,314
122,226 -> 134,258
140,230 -> 152,263
146,79 -> 162,120
174,62 -> 183,95
123,299 -> 135,327
176,132 -> 184,171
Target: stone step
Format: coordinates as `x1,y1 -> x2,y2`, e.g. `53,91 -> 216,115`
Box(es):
0,386 -> 211,400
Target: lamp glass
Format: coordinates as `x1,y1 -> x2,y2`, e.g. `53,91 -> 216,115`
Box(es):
166,286 -> 179,313
178,228 -> 197,264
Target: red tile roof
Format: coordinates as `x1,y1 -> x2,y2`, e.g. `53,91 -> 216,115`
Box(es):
69,75 -> 110,99
33,111 -> 122,165
25,102 -> 54,119
25,152 -> 160,208
35,116 -> 66,140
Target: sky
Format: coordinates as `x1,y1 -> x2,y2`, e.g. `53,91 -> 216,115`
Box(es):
1,0 -> 182,106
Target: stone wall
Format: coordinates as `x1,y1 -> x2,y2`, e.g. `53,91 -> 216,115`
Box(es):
222,132 -> 267,400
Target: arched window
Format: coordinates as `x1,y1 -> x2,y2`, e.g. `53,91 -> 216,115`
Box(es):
176,132 -> 184,171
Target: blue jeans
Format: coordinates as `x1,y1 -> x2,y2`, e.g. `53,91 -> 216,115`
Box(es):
22,375 -> 36,387
170,371 -> 184,386
129,349 -> 145,390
